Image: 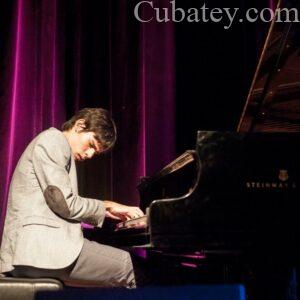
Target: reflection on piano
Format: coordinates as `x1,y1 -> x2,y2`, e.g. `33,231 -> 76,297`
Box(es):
84,0 -> 300,297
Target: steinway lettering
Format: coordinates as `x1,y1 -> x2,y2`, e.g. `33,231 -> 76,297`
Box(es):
246,182 -> 297,189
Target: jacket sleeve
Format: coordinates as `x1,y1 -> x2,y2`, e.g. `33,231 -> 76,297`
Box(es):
32,132 -> 106,227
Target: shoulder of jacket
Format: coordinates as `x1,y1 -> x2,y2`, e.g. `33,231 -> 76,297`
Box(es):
34,128 -> 71,157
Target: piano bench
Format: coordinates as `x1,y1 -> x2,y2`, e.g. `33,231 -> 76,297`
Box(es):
0,276 -> 63,300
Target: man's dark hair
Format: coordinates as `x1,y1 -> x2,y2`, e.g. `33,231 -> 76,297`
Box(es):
62,108 -> 117,152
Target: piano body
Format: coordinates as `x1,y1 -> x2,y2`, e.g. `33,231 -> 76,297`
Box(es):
138,131 -> 300,257
113,0 -> 300,257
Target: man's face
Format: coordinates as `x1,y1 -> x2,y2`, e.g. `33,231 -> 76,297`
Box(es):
69,131 -> 102,161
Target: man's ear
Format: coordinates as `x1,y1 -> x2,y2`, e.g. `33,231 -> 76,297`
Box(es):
74,119 -> 86,131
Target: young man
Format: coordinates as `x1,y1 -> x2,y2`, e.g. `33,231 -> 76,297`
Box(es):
0,108 -> 144,288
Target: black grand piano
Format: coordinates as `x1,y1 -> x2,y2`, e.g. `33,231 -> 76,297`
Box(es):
84,0 -> 300,297
110,0 -> 300,253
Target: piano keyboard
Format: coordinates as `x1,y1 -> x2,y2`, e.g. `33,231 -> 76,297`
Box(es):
115,215 -> 148,231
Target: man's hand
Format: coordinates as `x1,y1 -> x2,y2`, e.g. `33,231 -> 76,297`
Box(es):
103,200 -> 144,221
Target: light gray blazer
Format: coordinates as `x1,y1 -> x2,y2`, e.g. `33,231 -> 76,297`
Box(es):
0,128 -> 105,273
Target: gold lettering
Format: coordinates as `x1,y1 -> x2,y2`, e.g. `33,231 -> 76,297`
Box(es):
245,180 -> 297,190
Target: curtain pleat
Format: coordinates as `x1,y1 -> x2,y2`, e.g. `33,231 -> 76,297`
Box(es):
0,0 -> 65,238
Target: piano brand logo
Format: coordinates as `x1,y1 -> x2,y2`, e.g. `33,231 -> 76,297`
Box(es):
246,169 -> 297,190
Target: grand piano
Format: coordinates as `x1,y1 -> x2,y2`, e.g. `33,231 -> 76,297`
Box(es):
110,0 -> 300,253
84,0 -> 300,296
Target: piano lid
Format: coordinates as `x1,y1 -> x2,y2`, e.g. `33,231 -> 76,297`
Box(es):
238,0 -> 300,132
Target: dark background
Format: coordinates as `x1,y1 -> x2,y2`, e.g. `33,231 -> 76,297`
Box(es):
173,0 -> 270,152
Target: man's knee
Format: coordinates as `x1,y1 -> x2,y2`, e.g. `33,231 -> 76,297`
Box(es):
100,250 -> 135,287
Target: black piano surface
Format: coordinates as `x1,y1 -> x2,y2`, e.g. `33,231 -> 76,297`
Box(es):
142,131 -> 300,256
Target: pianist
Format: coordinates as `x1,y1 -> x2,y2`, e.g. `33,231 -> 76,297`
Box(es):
0,107 -> 144,288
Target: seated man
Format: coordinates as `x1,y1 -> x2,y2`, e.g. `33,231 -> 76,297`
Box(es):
0,108 -> 144,288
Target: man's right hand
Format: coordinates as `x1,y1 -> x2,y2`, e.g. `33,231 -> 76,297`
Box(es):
103,200 -> 144,221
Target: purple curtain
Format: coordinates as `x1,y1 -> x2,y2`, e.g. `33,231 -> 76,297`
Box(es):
0,0 -> 176,238
0,0 -> 66,238
110,0 -> 175,204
